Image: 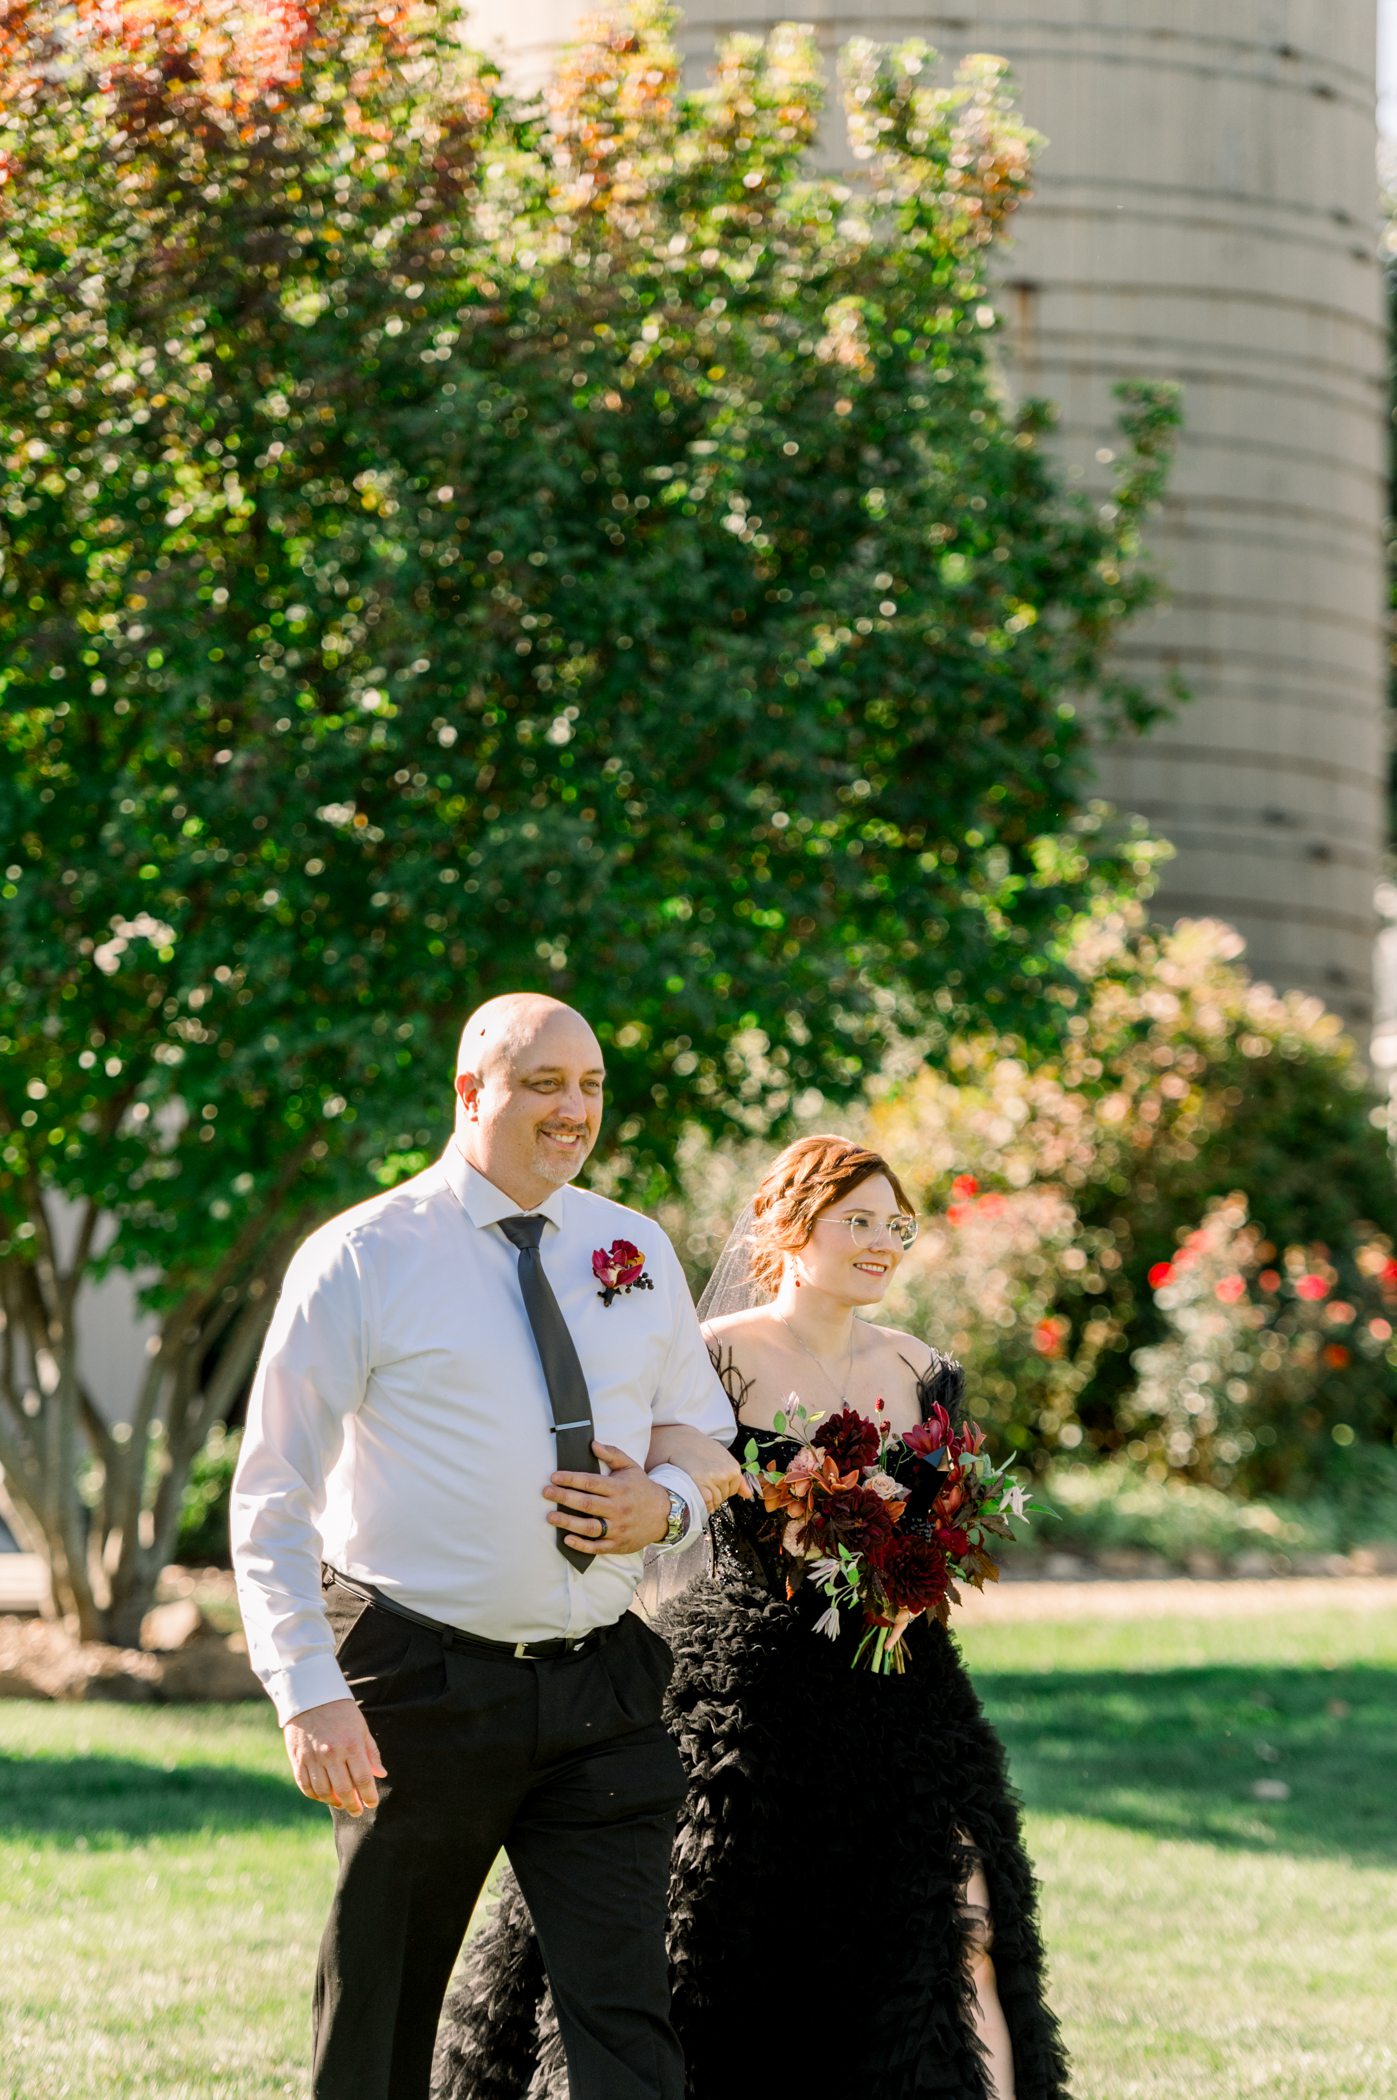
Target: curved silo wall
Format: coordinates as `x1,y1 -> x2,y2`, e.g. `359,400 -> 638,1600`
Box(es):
463,0 -> 1389,1034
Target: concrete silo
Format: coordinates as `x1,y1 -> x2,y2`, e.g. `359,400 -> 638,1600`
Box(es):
465,0 -> 1390,1034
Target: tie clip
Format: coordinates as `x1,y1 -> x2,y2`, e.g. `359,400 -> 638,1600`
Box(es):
552,1420 -> 592,1432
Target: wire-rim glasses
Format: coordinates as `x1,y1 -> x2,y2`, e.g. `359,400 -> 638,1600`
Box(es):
820,1210 -> 919,1251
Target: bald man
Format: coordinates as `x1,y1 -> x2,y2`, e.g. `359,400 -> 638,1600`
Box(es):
231,995 -> 742,2100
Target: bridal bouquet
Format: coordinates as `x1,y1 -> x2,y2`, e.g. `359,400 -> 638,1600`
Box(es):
742,1401 -> 1039,1674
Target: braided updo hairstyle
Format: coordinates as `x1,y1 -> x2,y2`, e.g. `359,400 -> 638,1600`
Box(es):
747,1134 -> 916,1298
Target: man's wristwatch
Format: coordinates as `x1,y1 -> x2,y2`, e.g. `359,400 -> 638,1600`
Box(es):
661,1487 -> 691,1547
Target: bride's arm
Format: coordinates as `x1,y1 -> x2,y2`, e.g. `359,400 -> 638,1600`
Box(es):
645,1422 -> 748,1515
646,1317 -> 762,1511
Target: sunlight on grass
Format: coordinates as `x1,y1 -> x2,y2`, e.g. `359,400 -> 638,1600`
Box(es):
2,1605 -> 1393,2099
1,1708 -> 327,2099
958,1603 -> 1397,2100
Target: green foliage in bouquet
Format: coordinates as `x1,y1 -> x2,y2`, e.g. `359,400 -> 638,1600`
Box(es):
0,0 -> 1176,1639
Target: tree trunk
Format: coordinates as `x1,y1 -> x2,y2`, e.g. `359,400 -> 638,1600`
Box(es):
98,1585 -> 156,1652
0,1207 -> 286,1650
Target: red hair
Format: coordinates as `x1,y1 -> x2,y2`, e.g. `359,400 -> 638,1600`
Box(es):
748,1134 -> 915,1297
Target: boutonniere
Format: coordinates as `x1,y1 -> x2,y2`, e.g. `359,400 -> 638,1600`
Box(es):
593,1239 -> 655,1307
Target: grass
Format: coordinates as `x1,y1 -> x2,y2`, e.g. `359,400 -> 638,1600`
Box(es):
0,1706 -> 326,2099
960,1606 -> 1397,2100
1,1601 -> 1394,2099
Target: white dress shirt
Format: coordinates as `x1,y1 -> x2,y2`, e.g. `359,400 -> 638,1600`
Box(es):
231,1144 -> 734,1724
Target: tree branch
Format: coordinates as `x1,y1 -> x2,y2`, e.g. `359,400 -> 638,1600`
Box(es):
61,1197 -> 102,1316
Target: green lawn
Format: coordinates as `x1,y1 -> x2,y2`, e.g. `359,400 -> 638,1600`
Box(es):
1,1602 -> 1393,2099
962,1607 -> 1397,2100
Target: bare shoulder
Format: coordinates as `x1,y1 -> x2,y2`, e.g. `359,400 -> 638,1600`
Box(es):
699,1309 -> 788,1427
863,1323 -> 937,1372
701,1308 -> 773,1348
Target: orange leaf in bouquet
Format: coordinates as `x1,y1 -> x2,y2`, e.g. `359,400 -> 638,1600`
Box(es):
758,1445 -> 858,1555
960,1546 -> 1001,1590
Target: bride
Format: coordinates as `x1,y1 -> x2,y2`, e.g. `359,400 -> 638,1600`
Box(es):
435,1135 -> 1070,2100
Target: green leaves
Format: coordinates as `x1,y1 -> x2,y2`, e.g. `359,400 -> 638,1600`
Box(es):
0,0 -> 1177,1296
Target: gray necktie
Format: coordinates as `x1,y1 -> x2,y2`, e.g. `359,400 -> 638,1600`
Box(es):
499,1213 -> 599,1574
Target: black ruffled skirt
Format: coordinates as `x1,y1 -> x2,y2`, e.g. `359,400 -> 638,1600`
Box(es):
433,1577 -> 1071,2100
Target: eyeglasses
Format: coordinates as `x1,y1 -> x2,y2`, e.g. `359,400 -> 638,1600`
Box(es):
820,1210 -> 919,1251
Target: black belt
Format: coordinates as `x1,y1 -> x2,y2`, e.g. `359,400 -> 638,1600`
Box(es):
322,1566 -> 614,1662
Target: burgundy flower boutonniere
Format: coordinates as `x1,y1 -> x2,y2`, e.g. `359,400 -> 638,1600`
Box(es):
593,1239 -> 655,1307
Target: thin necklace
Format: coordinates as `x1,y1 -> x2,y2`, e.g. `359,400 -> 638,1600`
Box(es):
776,1309 -> 857,1407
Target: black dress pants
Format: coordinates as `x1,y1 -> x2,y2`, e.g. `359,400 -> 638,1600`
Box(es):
312,1571 -> 688,2100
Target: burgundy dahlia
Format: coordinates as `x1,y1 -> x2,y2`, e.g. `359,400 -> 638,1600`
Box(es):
868,1530 -> 949,1613
805,1484 -> 896,1559
812,1406 -> 881,1474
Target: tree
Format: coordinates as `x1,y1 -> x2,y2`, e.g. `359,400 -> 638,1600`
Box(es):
0,0 -> 1176,1641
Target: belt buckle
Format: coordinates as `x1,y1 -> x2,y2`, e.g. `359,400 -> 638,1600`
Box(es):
513,1641 -> 533,1659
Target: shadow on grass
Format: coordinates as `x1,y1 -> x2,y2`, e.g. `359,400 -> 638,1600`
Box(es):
6,1659 -> 1392,1863
0,1750 -> 320,1845
979,1659 -> 1397,1865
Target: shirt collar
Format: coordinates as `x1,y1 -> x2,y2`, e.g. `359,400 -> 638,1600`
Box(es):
440,1143 -> 568,1234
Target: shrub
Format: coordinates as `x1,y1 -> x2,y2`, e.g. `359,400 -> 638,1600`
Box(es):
1039,1462 -> 1308,1565
868,914 -> 1397,1483
879,1179 -> 1110,1455
173,1426 -> 242,1568
1128,1195 -> 1397,1496
1038,1450 -> 1397,1566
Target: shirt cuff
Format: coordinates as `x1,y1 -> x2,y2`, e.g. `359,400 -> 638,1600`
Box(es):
266,1651 -> 354,1729
647,1463 -> 706,1553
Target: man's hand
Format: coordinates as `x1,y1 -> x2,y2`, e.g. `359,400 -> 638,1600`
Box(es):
544,1441 -> 673,1554
645,1422 -> 750,1516
284,1697 -> 386,1816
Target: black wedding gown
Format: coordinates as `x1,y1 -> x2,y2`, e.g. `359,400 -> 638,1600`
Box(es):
433,1351 -> 1071,2100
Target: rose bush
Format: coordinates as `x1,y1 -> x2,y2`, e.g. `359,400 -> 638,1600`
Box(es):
870,913 -> 1397,1489
1127,1195 -> 1397,1496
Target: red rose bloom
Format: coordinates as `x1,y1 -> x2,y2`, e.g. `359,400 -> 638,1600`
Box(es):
812,1406 -> 881,1474
935,1523 -> 971,1560
868,1530 -> 949,1613
805,1484 -> 896,1560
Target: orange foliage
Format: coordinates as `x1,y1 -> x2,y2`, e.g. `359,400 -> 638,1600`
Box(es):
545,2 -> 678,219
0,0 -> 428,126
